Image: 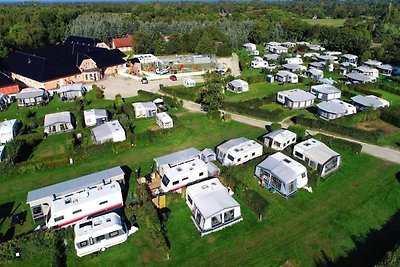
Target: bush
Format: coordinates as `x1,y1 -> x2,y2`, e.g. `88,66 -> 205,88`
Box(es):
207,110 -> 221,120
379,82 -> 400,96
216,43 -> 232,57
350,84 -> 382,97
223,98 -> 284,122
288,125 -> 306,141
243,75 -> 265,84
314,134 -> 362,154
92,84 -> 104,99
295,115 -> 384,144
380,105 -> 400,128
270,122 -> 281,131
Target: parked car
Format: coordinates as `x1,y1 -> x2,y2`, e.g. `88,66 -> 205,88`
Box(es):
141,77 -> 148,84
170,75 -> 177,81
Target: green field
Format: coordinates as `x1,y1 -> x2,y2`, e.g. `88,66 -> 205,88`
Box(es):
302,19 -> 346,27
0,109 -> 400,266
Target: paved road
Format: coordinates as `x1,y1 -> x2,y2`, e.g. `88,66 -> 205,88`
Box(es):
182,99 -> 400,165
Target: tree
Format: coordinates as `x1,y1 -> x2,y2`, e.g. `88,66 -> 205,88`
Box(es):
195,33 -> 215,55
200,72 -> 224,111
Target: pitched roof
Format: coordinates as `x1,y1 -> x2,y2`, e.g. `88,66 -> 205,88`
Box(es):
311,84 -> 340,94
64,36 -> 102,47
112,35 -> 133,48
44,111 -> 72,127
6,44 -> 125,83
16,88 -> 47,99
0,72 -> 19,94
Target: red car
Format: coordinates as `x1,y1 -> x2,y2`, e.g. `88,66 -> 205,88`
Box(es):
170,75 -> 177,81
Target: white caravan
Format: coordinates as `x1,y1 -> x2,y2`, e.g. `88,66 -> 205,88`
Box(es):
46,181 -> 123,228
74,212 -> 138,257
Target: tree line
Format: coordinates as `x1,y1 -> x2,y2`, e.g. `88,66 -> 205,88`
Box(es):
0,1 -> 400,65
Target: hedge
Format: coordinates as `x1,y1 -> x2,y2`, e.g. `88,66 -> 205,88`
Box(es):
243,74 -> 265,84
288,125 -> 306,140
379,83 -> 400,96
223,98 -> 284,122
138,90 -> 183,108
314,133 -> 362,154
295,116 -> 384,144
333,108 -> 381,126
380,106 -> 400,128
350,85 -> 382,97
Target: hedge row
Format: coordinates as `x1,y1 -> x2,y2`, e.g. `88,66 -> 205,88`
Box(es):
334,108 -> 381,126
350,85 -> 382,97
287,125 -> 306,140
379,83 -> 400,96
314,133 -> 362,154
295,116 -> 384,143
380,106 -> 400,128
137,90 -> 183,108
242,74 -> 265,84
223,97 -> 283,122
159,85 -> 200,102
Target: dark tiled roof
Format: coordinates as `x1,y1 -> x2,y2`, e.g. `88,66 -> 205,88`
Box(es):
0,72 -> 17,87
64,36 -> 102,47
109,49 -> 127,58
5,44 -> 126,82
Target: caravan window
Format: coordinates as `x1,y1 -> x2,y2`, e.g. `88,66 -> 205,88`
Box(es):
54,216 -> 64,222
211,214 -> 222,227
162,175 -> 170,187
79,240 -> 88,248
187,195 -> 193,205
172,180 -> 179,186
109,230 -> 119,238
294,151 -> 303,158
227,154 -> 235,162
224,209 -> 234,222
199,172 -> 204,177
96,235 -> 106,242
99,200 -> 108,205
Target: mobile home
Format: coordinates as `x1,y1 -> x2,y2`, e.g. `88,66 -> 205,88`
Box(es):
156,112 -> 173,129
310,84 -> 341,101
255,152 -> 308,197
0,119 -> 18,144
262,129 -> 296,151
277,89 -> 316,109
317,100 -> 357,120
44,111 -> 74,135
293,139 -> 341,177
59,84 -> 86,101
132,102 -> 157,118
186,178 -> 242,236
84,109 -> 109,127
351,95 -> 390,111
74,212 -> 138,257
26,166 -> 125,223
216,137 -> 263,166
46,181 -> 123,228
16,88 -> 50,107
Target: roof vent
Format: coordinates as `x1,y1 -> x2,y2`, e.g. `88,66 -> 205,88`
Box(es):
201,185 -> 209,189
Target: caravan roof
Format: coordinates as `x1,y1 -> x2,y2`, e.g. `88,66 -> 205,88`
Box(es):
75,212 -> 123,237
257,152 -> 306,183
317,100 -> 355,114
154,147 -> 200,167
0,119 -> 17,135
58,84 -> 85,93
264,129 -> 296,143
295,139 -> 339,164
351,95 -> 389,108
92,120 -> 124,142
311,84 -> 340,94
44,111 -> 72,127
279,89 -> 316,102
27,166 -> 124,203
187,178 -> 239,219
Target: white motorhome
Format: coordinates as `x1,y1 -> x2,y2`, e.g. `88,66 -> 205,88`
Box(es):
74,212 -> 138,257
0,119 -> 18,144
46,181 -> 123,228
216,137 -> 263,166
186,178 -> 242,236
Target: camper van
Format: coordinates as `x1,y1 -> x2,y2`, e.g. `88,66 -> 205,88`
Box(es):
74,212 -> 138,257
46,181 -> 123,228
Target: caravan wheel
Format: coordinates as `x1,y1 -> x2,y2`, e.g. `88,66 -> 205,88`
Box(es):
101,247 -> 106,252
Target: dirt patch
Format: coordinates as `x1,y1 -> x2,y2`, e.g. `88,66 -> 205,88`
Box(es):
356,119 -> 399,135
148,125 -> 161,131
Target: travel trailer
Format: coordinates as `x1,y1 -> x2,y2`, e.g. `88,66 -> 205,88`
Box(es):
74,212 -> 138,257
46,181 -> 123,228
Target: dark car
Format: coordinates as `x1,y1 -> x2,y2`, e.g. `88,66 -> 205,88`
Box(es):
170,75 -> 177,81
141,77 -> 148,84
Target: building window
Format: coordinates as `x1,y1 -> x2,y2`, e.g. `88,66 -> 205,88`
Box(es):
199,172 -> 204,177
224,209 -> 234,222
211,214 -> 222,227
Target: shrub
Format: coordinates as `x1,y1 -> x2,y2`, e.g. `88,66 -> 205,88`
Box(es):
380,106 -> 400,128
223,98 -> 284,122
350,85 -> 382,97
288,125 -> 306,141
270,122 -> 281,131
314,134 -> 362,154
216,43 -> 232,57
207,110 -> 221,120
379,83 -> 400,96
92,84 -> 104,99
295,115 -> 384,143
244,75 -> 265,84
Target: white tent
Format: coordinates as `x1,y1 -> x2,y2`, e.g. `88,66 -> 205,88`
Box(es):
0,119 -> 18,144
184,78 -> 196,88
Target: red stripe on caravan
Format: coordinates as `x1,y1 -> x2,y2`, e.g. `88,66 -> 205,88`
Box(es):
58,203 -> 123,228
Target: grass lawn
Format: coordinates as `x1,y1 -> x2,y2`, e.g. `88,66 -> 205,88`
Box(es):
302,19 -> 346,27
1,111 -> 400,266
225,81 -> 308,102
260,102 -> 314,119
